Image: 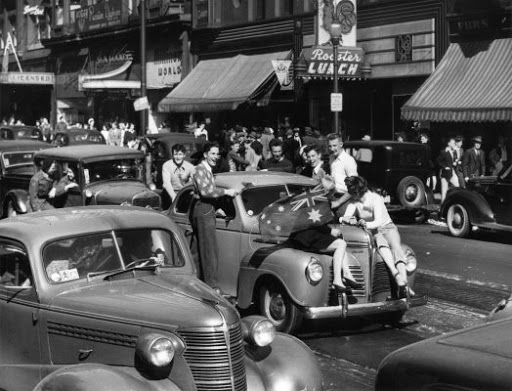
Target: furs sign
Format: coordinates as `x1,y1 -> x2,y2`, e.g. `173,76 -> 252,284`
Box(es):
298,46 -> 365,79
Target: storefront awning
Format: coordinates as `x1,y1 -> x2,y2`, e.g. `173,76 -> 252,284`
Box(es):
402,38 -> 512,122
158,51 -> 290,112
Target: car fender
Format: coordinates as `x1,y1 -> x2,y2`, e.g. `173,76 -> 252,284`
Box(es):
237,247 -> 331,309
3,189 -> 31,215
33,364 -> 185,391
441,188 -> 494,223
245,333 -> 323,391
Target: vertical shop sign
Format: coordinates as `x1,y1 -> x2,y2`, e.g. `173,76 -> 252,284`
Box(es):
317,0 -> 357,47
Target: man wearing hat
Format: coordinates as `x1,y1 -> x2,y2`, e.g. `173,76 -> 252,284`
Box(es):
462,136 -> 486,184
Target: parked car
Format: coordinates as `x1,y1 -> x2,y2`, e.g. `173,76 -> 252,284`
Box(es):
2,144 -> 160,217
166,171 -> 426,334
344,140 -> 436,221
441,162 -> 512,237
146,132 -> 208,208
375,316 -> 512,390
52,128 -> 106,147
0,206 -> 322,391
0,140 -> 52,217
0,125 -> 44,141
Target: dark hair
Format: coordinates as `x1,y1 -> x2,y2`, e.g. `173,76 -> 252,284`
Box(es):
306,145 -> 322,155
251,141 -> 263,155
345,176 -> 368,197
41,159 -> 54,173
203,142 -> 220,154
171,143 -> 186,154
269,138 -> 283,149
229,139 -> 240,148
327,133 -> 341,142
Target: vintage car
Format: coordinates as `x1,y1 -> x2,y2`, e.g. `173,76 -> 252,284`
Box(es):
343,141 -> 436,221
3,144 -> 160,217
0,206 -> 322,391
166,172 -> 426,334
375,316 -> 512,390
0,140 -> 52,217
0,125 -> 44,141
52,128 -> 106,147
441,162 -> 512,238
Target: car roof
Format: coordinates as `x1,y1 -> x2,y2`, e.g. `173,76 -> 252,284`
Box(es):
0,125 -> 38,130
213,171 -> 318,191
0,206 -> 176,246
59,128 -> 101,134
34,144 -> 144,162
344,140 -> 426,148
0,140 -> 51,152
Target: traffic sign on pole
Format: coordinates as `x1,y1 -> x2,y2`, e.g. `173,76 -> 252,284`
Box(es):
331,93 -> 343,112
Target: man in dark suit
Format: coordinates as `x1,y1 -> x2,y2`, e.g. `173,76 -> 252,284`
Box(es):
462,136 -> 486,185
437,137 -> 460,202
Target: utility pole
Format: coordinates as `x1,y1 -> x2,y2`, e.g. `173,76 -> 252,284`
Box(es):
140,0 -> 147,136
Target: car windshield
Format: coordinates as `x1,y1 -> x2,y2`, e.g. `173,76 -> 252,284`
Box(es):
83,158 -> 143,183
43,229 -> 185,284
2,151 -> 36,169
241,184 -> 315,216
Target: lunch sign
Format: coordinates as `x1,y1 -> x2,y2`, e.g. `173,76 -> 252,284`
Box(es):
297,46 -> 365,79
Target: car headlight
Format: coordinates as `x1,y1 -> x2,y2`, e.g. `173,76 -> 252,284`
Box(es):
403,247 -> 417,273
136,333 -> 181,369
306,257 -> 323,285
241,316 -> 276,347
149,183 -> 156,191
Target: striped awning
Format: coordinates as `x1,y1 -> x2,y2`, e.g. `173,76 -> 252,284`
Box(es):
158,51 -> 289,112
402,38 -> 512,122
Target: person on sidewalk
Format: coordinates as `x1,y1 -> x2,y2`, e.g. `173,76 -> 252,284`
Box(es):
436,137 -> 460,202
191,143 -> 238,289
463,136 -> 486,184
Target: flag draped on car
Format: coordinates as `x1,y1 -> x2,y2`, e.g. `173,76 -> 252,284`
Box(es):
259,184 -> 334,242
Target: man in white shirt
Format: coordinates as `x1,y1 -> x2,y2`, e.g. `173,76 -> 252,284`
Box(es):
327,133 -> 358,193
162,144 -> 195,202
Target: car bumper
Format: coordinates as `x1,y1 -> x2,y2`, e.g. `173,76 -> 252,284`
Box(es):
303,295 -> 428,320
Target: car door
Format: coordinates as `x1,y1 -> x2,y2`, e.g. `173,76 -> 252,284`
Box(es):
484,176 -> 512,226
0,238 -> 41,391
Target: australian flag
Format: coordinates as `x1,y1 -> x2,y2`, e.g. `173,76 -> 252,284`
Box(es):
259,184 -> 334,242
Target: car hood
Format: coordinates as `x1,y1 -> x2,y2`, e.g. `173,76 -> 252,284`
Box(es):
437,318 -> 512,358
88,181 -> 158,205
48,273 -> 238,329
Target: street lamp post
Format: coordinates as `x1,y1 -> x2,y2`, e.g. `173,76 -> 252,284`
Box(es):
140,0 -> 147,136
330,22 -> 343,136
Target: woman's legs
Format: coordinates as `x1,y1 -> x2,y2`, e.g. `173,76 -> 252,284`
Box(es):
326,239 -> 360,289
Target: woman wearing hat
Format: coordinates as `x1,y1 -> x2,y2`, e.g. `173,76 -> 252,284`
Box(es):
462,136 -> 486,184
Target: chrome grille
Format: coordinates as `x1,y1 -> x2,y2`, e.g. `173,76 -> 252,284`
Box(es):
179,324 -> 247,391
328,264 -> 366,305
372,261 -> 392,296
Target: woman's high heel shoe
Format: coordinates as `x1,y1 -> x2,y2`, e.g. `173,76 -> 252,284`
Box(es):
344,278 -> 363,290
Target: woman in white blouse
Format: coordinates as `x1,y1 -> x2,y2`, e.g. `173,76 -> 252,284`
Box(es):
340,176 -> 414,299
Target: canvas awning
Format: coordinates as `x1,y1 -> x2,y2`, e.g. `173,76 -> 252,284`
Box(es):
158,51 -> 290,112
402,38 -> 512,122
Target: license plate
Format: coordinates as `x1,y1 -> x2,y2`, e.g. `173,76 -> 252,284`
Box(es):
383,195 -> 391,204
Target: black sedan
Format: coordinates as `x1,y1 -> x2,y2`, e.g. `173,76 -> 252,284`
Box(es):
52,128 -> 105,147
441,162 -> 512,237
375,316 -> 512,390
0,125 -> 43,141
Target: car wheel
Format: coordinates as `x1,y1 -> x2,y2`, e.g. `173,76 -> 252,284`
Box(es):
259,281 -> 303,334
447,203 -> 471,238
6,200 -> 17,218
397,176 -> 426,208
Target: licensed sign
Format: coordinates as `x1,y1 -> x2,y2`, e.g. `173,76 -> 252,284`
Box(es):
297,46 -> 364,79
0,72 -> 55,85
331,93 -> 343,112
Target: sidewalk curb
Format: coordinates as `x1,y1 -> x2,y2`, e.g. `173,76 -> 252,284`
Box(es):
416,269 -> 511,312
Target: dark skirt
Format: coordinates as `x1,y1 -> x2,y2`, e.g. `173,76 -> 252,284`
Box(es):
289,225 -> 339,252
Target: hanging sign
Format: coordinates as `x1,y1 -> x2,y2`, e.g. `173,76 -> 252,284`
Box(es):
331,93 -> 343,112
271,60 -> 293,86
296,46 -> 364,79
134,96 -> 149,111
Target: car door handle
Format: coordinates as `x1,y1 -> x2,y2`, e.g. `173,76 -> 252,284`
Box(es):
78,348 -> 93,361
